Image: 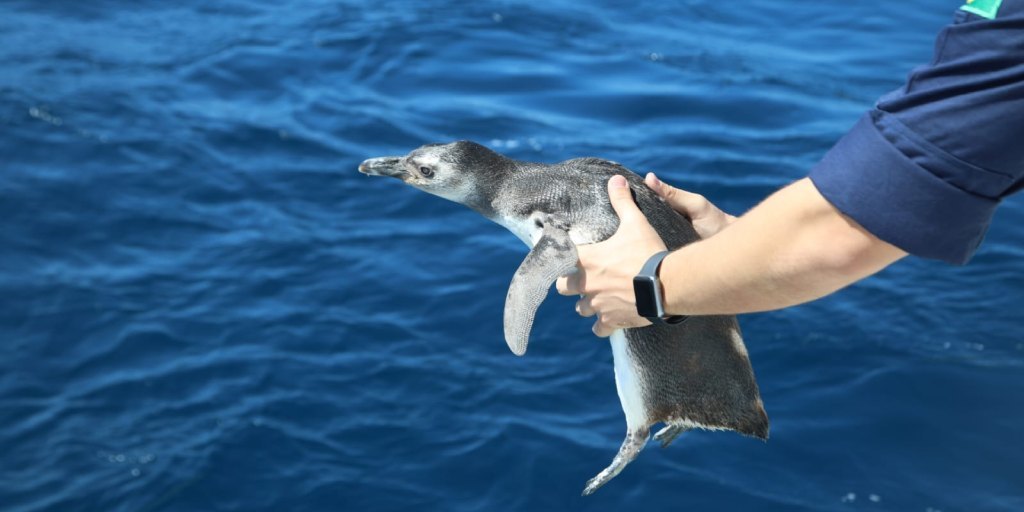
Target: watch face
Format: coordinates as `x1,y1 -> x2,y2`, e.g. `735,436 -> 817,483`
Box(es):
633,276 -> 660,318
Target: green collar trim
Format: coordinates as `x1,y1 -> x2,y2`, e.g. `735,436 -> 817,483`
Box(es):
961,0 -> 1003,19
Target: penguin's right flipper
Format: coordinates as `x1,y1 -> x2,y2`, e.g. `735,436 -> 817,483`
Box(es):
503,218 -> 577,356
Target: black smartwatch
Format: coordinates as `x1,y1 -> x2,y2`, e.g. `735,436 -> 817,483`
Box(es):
633,251 -> 687,324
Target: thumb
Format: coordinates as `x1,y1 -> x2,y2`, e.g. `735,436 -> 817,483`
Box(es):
607,175 -> 642,223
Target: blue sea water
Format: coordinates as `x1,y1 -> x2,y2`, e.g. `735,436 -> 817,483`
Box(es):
1,0 -> 1023,510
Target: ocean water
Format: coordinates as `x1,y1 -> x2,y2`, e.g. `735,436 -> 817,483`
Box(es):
1,1 -> 1022,510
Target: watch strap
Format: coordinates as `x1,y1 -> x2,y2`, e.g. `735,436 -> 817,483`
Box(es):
637,251 -> 687,324
640,250 -> 671,278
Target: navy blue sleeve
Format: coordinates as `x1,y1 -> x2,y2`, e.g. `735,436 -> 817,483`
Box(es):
808,1 -> 1024,264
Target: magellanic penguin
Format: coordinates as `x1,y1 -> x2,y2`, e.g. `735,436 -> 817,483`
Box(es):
359,141 -> 769,495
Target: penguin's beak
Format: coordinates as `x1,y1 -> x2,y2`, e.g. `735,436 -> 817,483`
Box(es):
358,156 -> 407,179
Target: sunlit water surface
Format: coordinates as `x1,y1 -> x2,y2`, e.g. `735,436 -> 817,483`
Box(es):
1,1 -> 1022,511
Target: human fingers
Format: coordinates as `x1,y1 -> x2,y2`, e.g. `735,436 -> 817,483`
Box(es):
606,175 -> 644,224
556,271 -> 581,296
575,296 -> 596,317
592,318 -> 615,338
645,172 -> 710,219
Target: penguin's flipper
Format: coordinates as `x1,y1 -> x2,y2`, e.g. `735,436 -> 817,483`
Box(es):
503,218 -> 577,356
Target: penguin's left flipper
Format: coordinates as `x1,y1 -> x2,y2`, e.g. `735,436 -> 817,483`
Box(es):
503,217 -> 577,356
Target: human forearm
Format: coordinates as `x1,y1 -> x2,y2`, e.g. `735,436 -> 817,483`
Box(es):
659,178 -> 907,315
557,176 -> 907,337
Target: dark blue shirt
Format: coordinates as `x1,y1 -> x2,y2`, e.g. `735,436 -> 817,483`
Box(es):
808,0 -> 1024,264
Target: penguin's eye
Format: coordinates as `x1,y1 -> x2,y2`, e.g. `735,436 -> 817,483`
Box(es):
419,166 -> 434,178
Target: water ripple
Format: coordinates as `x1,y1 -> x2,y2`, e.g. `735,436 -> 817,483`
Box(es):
2,1 -> 1022,511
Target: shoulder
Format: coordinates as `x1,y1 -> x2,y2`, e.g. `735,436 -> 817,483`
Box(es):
557,157 -> 640,179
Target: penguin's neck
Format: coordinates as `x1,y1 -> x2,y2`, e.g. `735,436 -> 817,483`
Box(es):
464,160 -> 520,219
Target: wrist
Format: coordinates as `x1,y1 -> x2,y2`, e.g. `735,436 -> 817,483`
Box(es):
658,250 -> 685,316
633,250 -> 687,324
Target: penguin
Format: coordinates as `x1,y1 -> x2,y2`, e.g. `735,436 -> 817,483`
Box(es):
358,141 -> 768,495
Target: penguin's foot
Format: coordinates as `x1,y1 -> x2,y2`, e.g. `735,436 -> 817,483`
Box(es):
653,423 -> 690,448
581,427 -> 650,496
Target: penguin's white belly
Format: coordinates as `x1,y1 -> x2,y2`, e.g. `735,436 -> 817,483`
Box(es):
493,213 -> 606,248
494,216 -> 539,247
610,329 -> 646,431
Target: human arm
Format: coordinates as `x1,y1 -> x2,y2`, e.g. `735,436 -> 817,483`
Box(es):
556,175 -> 907,337
559,6 -> 1024,337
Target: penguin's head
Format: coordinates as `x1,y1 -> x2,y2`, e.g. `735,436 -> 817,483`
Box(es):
359,141 -> 508,209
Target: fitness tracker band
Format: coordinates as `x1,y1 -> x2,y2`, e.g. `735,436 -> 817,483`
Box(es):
632,250 -> 687,324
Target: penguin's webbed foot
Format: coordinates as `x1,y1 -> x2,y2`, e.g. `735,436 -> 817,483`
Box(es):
581,427 -> 649,496
653,423 -> 690,448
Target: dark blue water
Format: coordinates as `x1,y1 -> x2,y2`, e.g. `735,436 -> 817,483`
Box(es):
2,1 -> 1022,510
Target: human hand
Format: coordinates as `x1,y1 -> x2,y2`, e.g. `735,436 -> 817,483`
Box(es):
555,175 -> 667,337
644,172 -> 736,239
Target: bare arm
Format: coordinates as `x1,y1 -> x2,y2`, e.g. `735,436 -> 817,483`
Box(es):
659,177 -> 906,315
556,175 -> 907,336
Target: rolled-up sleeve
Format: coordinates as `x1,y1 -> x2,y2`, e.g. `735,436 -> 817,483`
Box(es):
808,3 -> 1024,264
